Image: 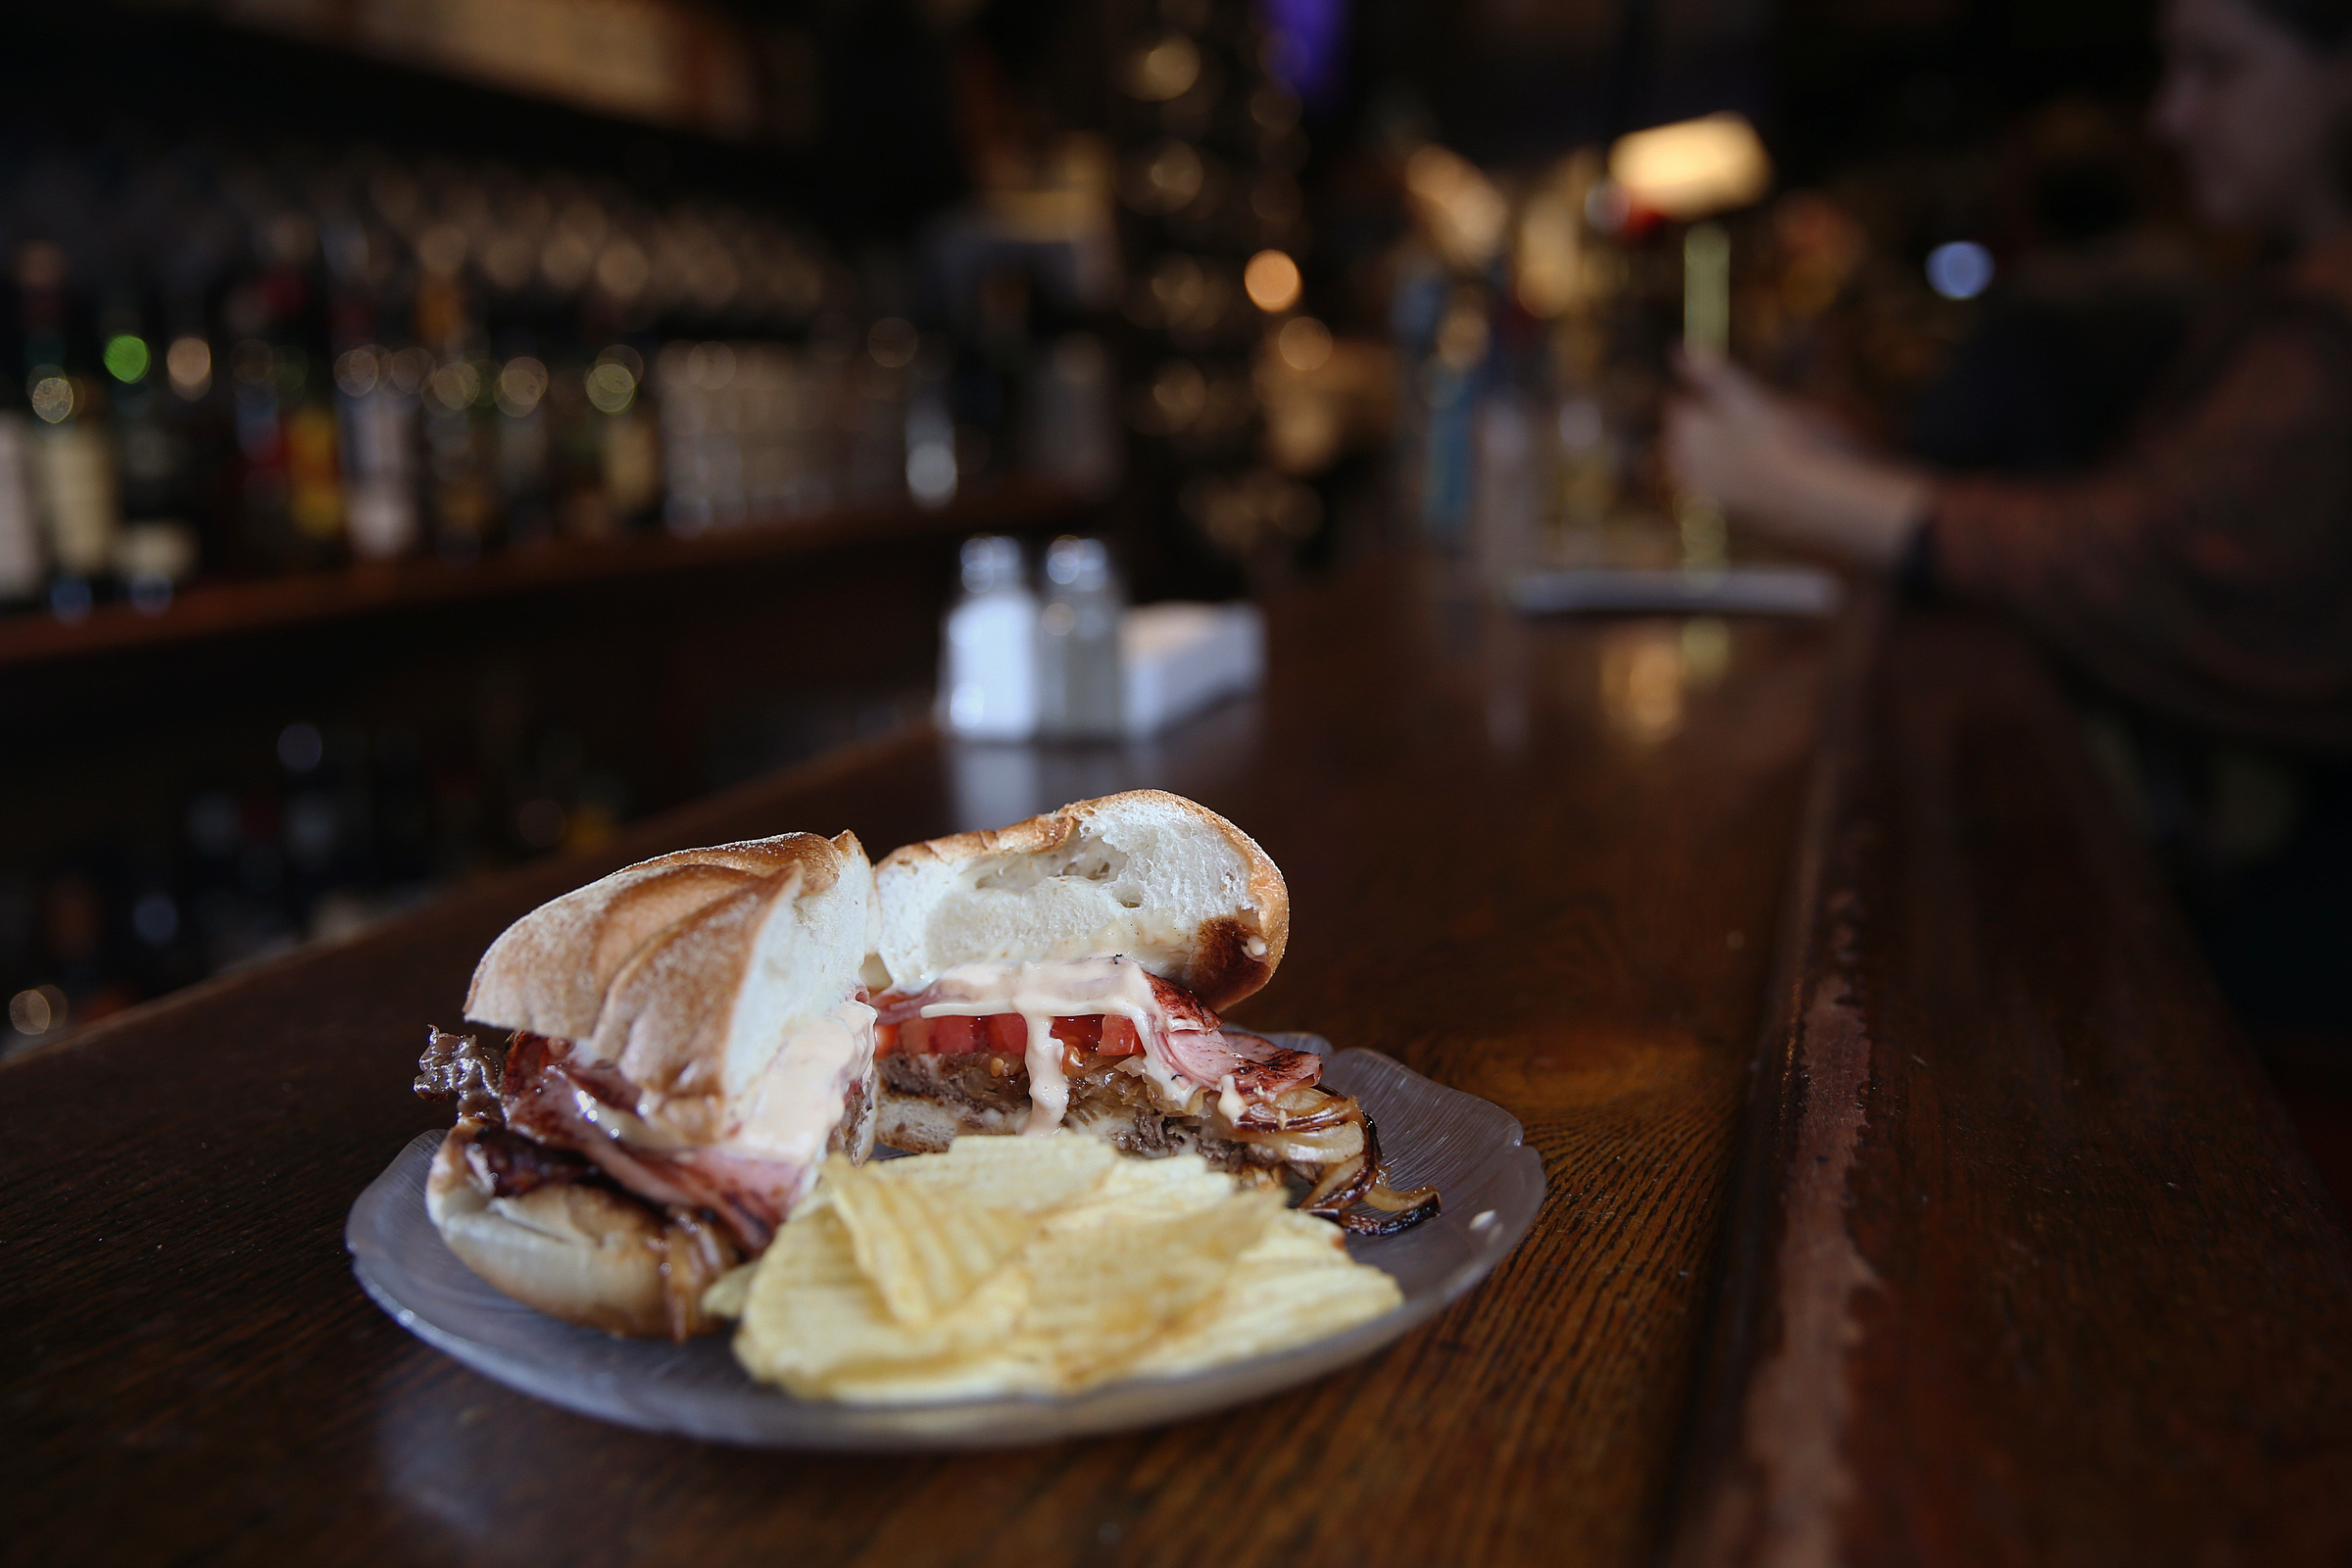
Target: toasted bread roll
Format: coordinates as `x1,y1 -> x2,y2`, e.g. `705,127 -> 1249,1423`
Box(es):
426,1127 -> 670,1336
425,1126 -> 739,1340
424,830 -> 878,1338
467,830 -> 876,1113
872,790 -> 1287,1011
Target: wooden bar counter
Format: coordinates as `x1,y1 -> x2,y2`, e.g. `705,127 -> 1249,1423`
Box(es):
7,556 -> 2349,1566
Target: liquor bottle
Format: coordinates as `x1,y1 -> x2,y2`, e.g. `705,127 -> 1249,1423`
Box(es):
325,200 -> 422,563
415,243 -> 495,561
335,343 -> 421,560
585,343 -> 660,533
103,292 -> 203,607
0,248 -> 46,608
0,414 -> 42,606
272,224 -> 348,571
17,242 -> 118,611
492,349 -> 555,547
221,270 -> 289,576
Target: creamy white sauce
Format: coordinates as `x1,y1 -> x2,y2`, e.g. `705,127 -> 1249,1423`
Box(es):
1216,1072 -> 1247,1127
915,956 -> 1212,1131
1019,1010 -> 1068,1136
718,1000 -> 879,1177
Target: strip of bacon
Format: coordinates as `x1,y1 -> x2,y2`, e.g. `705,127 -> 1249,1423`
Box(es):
500,1031 -> 808,1251
1161,1027 -> 1324,1102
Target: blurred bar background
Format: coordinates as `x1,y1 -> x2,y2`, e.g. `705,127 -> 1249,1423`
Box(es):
0,0 -> 2187,1054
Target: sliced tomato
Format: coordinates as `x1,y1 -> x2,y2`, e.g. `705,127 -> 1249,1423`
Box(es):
1096,1015 -> 1145,1056
879,1010 -> 1146,1059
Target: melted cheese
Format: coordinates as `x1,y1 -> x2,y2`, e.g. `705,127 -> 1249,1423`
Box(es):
720,1000 -> 879,1172
916,956 -> 1208,1132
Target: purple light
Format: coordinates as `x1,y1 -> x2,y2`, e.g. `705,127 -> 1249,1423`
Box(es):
1260,0 -> 1347,112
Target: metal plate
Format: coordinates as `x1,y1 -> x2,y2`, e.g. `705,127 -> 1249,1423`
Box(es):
347,1037 -> 1544,1449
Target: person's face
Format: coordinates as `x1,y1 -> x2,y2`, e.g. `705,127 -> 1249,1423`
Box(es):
2154,0 -> 2352,231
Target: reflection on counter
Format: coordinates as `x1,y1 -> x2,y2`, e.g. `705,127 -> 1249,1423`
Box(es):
1598,618 -> 1732,747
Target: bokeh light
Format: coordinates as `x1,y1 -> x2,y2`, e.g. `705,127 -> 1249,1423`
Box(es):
1125,33 -> 1201,101
334,347 -> 382,399
103,334 -> 151,383
166,336 -> 213,400
1608,113 -> 1773,220
1276,315 -> 1332,370
1927,240 -> 1995,300
1244,250 -> 1302,313
28,374 -> 74,424
495,357 -> 550,417
867,318 -> 919,368
585,360 -> 637,414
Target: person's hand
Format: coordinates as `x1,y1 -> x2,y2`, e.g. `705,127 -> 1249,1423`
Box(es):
1664,348 -> 1934,568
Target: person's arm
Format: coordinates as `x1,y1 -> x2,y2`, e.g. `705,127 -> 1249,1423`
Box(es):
1664,318 -> 2352,744
1663,350 -> 1934,566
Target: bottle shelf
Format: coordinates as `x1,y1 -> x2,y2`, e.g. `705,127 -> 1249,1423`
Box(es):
0,480 -> 1075,674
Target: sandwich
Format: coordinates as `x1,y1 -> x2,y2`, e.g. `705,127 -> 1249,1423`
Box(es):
414,831 -> 879,1340
865,790 -> 1436,1236
412,792 -> 1435,1345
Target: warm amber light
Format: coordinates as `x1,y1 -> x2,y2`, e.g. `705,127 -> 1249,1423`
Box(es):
1403,144 -> 1508,270
1244,250 -> 1301,313
1609,113 -> 1772,220
1124,33 -> 1200,101
495,357 -> 550,417
167,336 -> 213,400
1276,315 -> 1332,371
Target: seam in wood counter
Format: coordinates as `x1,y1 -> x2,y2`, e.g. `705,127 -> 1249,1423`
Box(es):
1666,601 -> 2352,1567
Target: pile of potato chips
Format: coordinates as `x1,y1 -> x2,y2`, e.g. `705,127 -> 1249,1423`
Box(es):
707,1135 -> 1403,1403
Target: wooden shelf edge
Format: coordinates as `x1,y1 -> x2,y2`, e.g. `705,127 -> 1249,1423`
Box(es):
0,480 -> 1077,671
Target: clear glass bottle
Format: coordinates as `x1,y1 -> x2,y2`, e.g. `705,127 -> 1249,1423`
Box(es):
1036,535 -> 1124,739
940,535 -> 1040,741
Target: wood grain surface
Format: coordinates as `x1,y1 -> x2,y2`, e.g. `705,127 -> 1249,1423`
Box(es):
1665,607 -> 2352,1567
2,556 -> 1831,1568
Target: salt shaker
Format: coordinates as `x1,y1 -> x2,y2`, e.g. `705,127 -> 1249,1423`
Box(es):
1036,535 -> 1124,739
940,535 -> 1040,740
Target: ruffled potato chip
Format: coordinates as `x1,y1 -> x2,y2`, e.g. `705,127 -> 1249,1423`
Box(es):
1123,1215 -> 1403,1379
1014,1189 -> 1278,1388
826,1138 -> 1112,1325
731,1200 -> 1028,1394
726,1138 -> 1401,1403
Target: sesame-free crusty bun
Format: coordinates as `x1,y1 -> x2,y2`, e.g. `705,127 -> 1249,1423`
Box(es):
871,791 -> 1288,1011
425,1125 -> 738,1340
466,830 -> 875,1109
423,831 -> 879,1339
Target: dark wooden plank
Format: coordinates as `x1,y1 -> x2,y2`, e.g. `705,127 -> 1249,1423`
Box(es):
1665,607 -> 2352,1567
0,557 -> 1833,1567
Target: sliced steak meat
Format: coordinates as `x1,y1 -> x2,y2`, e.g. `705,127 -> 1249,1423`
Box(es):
461,1124 -> 601,1198
879,1051 -> 1031,1116
415,1027 -> 509,1124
